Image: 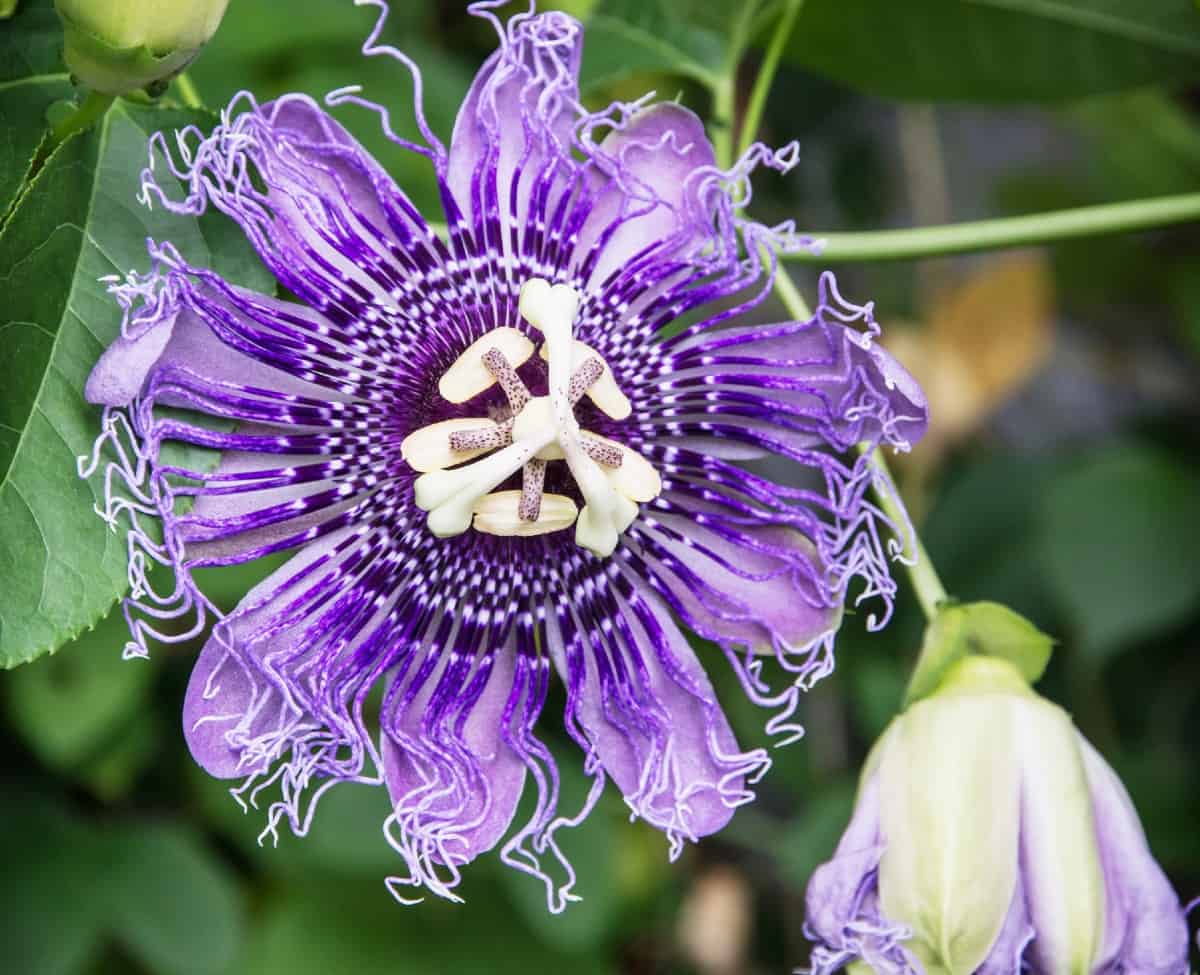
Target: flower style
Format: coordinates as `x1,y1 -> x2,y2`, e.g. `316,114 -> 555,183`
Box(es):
803,656 -> 1190,974
80,1 -> 926,907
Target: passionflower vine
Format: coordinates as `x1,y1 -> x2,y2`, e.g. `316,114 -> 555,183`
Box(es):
803,656 -> 1190,974
79,1 -> 926,907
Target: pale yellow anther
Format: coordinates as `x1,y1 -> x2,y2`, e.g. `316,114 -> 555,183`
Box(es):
538,339 -> 632,420
400,417 -> 501,472
438,326 -> 533,403
473,490 -> 578,537
586,434 -> 663,503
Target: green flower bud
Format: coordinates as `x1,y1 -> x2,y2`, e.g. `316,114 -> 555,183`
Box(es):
55,0 -> 230,95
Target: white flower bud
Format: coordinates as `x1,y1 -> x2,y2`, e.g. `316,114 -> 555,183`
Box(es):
805,655 -> 1189,975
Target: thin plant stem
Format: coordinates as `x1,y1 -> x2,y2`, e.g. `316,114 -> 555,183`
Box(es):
772,264 -> 948,623
771,254 -> 812,319
49,90 -> 115,146
786,192 -> 1200,262
174,72 -> 203,109
736,0 -> 803,160
859,444 -> 947,623
709,1 -> 760,169
710,75 -> 736,173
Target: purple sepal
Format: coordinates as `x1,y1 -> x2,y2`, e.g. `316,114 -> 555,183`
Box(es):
803,775 -> 920,975
1081,740 -> 1189,975
975,872 -> 1036,975
381,638 -> 527,901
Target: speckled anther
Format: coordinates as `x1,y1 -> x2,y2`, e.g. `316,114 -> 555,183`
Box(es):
448,424 -> 512,452
482,346 -> 530,413
581,437 -> 622,468
519,459 -> 547,521
567,358 -> 604,405
405,278 -> 661,555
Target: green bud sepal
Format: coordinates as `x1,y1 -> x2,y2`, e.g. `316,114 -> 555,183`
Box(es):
59,17 -> 197,95
903,600 -> 1055,706
55,0 -> 229,95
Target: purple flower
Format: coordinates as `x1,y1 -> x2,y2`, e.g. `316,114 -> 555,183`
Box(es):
804,657 -> 1190,974
80,2 -> 926,906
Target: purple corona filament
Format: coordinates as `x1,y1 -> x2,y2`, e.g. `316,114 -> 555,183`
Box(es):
79,0 -> 928,909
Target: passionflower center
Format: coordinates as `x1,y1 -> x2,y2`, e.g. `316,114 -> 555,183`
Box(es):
401,279 -> 661,557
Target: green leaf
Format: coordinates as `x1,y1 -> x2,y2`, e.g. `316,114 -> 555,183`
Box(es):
193,762 -> 400,877
784,0 -> 1200,103
0,0 -> 65,83
237,879 -> 608,975
925,452 -> 1059,622
0,100 -> 272,668
580,0 -> 724,92
1040,444 -> 1200,662
776,780 -> 856,884
3,599 -> 157,774
0,77 -> 71,221
848,654 -> 909,741
1072,91 -> 1200,200
0,0 -> 69,221
904,604 -> 968,706
106,824 -> 244,975
0,793 -> 244,975
956,602 -> 1054,684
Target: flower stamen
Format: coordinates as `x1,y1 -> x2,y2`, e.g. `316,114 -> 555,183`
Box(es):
405,279 -> 661,556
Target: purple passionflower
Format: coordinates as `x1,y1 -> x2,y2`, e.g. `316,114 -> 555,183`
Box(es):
804,657 -> 1190,974
80,2 -> 926,906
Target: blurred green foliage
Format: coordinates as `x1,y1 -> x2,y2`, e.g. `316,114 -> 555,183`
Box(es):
2,0 -> 1200,972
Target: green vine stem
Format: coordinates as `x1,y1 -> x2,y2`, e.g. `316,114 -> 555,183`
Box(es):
736,0 -> 803,160
23,89 -> 116,190
709,2 -> 761,170
858,444 -> 948,622
720,10 -> 950,625
49,89 -> 116,148
174,72 -> 203,110
785,192 -> 1200,262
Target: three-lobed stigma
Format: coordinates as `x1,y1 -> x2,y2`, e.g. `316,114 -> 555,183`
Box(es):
401,279 -> 661,557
